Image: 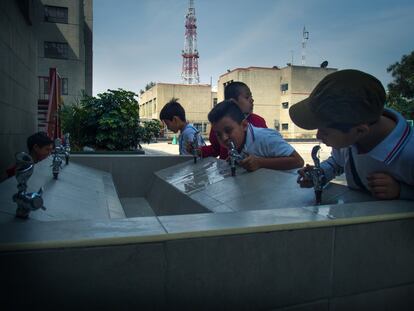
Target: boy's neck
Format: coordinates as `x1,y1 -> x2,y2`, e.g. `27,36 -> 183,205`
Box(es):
355,115 -> 396,153
178,121 -> 188,133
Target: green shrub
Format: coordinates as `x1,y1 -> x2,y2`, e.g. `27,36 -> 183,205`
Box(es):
60,89 -> 161,151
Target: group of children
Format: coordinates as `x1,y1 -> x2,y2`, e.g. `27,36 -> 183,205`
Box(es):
160,69 -> 414,201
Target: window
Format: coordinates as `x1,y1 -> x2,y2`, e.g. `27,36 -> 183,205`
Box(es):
193,123 -> 202,132
281,123 -> 289,131
274,120 -> 280,131
44,42 -> 68,59
202,123 -> 207,133
213,98 -> 218,106
282,102 -> 289,109
43,77 -> 49,94
44,6 -> 68,24
280,83 -> 289,92
61,78 -> 68,95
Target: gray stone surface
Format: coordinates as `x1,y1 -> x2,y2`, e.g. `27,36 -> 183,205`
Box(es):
0,157 -> 125,222
158,208 -> 326,234
71,154 -> 190,197
121,197 -> 155,217
330,283 -> 414,311
154,157 -> 375,214
164,227 -> 334,310
0,216 -> 166,251
1,242 -> 167,309
333,218 -> 414,296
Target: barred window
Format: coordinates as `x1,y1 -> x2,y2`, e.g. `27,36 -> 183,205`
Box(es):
44,6 -> 68,24
61,78 -> 68,95
44,42 -> 68,59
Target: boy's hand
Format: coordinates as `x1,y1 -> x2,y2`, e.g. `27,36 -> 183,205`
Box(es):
367,172 -> 400,200
239,154 -> 261,172
297,164 -> 314,188
186,142 -> 201,156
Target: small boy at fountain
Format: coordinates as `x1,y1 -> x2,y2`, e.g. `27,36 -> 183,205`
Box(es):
290,69 -> 414,200
208,100 -> 304,172
192,81 -> 267,159
2,131 -> 54,180
160,98 -> 204,155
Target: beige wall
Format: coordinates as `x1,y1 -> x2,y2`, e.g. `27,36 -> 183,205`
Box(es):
217,66 -> 336,138
139,83 -> 216,137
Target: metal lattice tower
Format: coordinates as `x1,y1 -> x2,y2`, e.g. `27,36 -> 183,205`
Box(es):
181,0 -> 199,84
301,26 -> 309,65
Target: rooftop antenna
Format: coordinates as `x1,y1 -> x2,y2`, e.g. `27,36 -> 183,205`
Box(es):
301,26 -> 309,65
181,0 -> 200,84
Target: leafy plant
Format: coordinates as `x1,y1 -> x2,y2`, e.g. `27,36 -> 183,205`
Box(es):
60,89 -> 161,151
386,51 -> 414,120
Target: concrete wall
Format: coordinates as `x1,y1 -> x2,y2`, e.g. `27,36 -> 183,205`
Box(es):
217,66 -> 336,139
140,83 -> 215,136
0,0 -> 40,178
2,218 -> 413,310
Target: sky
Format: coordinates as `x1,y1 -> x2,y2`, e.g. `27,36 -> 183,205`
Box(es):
93,0 -> 414,96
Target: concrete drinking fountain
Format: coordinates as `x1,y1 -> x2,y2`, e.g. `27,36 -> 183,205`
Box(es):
0,150 -> 413,309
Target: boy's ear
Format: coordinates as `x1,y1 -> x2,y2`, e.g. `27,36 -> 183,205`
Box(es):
355,124 -> 370,136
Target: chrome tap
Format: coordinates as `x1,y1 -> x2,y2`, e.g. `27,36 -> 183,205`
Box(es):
63,133 -> 70,165
305,145 -> 327,205
52,138 -> 64,179
192,130 -> 201,164
12,152 -> 45,219
228,141 -> 244,176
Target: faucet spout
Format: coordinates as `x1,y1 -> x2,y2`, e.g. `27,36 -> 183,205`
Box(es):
228,141 -> 243,176
12,152 -> 46,219
306,145 -> 326,205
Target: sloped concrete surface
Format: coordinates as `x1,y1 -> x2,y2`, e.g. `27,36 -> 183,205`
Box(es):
0,156 -> 125,223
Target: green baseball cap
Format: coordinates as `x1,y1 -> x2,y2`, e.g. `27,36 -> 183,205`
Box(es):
289,69 -> 386,130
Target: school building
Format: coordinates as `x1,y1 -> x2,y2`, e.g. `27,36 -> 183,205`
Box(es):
217,65 -> 337,139
141,65 -> 336,139
139,83 -> 217,137
0,0 -> 92,176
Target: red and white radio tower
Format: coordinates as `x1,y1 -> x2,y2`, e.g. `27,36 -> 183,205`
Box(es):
181,0 -> 199,84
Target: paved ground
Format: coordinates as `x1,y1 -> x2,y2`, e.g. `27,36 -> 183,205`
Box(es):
142,140 -> 332,165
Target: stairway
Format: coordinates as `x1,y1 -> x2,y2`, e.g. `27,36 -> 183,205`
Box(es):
37,99 -> 49,132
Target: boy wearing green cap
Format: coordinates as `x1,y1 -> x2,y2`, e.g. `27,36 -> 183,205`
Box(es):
290,69 -> 414,200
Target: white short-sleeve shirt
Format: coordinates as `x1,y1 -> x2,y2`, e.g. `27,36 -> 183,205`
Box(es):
241,124 -> 294,158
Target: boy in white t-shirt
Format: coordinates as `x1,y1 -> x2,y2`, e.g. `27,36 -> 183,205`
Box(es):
208,100 -> 304,171
160,98 -> 204,155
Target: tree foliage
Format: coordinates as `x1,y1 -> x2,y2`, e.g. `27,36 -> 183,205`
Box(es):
60,89 -> 161,151
386,50 -> 414,120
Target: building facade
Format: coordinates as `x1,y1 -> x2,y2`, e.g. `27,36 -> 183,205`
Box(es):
139,83 -> 217,138
217,66 -> 337,138
35,0 -> 93,105
0,0 -> 92,178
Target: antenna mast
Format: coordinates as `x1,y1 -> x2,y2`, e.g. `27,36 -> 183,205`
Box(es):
181,0 -> 200,84
301,26 -> 309,65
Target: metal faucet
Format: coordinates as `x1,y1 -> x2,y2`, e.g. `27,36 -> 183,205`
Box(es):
63,133 -> 71,165
192,130 -> 201,164
228,141 -> 244,176
12,152 -> 45,219
52,138 -> 64,179
305,145 -> 327,205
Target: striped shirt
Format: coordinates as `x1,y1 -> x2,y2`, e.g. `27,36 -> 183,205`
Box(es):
320,108 -> 414,200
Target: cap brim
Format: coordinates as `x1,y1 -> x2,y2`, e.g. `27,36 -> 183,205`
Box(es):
289,98 -> 322,130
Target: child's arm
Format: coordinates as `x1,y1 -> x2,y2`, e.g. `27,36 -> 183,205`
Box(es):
367,172 -> 414,200
239,151 -> 304,171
